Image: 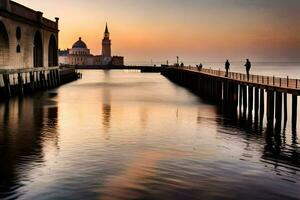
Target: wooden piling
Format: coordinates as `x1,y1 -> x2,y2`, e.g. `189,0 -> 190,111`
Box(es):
260,88 -> 265,123
242,85 -> 247,119
267,90 -> 275,129
254,87 -> 259,123
3,73 -> 11,97
248,86 -> 254,120
275,92 -> 282,131
17,73 -> 23,95
223,81 -> 228,103
29,72 -> 35,92
283,93 -> 288,128
239,84 -> 243,117
233,84 -> 239,112
161,67 -> 300,134
292,95 -> 298,131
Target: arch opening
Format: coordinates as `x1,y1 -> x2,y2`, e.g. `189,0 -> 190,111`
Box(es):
33,31 -> 43,68
48,34 -> 57,67
16,45 -> 21,53
0,21 -> 9,68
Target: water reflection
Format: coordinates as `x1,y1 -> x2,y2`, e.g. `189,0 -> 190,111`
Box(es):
0,95 -> 58,199
99,150 -> 189,200
216,103 -> 300,170
139,107 -> 149,130
101,71 -> 112,139
0,70 -> 300,200
102,104 -> 111,134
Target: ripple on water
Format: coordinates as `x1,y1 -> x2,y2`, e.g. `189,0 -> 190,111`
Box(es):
1,70 -> 300,200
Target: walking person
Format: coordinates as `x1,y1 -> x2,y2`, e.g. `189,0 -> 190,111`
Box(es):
199,63 -> 203,71
245,59 -> 251,80
225,60 -> 230,77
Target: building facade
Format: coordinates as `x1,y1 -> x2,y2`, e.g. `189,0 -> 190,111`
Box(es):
0,0 -> 59,69
59,37 -> 95,66
59,24 -> 124,66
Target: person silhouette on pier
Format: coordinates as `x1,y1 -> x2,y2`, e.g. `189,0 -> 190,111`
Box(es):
225,60 -> 230,77
245,59 -> 251,80
199,63 -> 203,71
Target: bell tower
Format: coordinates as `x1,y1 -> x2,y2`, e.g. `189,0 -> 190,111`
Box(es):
102,23 -> 111,57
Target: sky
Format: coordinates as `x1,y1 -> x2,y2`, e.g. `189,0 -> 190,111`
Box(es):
16,0 -> 300,64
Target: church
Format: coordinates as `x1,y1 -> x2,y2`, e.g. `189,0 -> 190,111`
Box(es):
58,24 -> 124,66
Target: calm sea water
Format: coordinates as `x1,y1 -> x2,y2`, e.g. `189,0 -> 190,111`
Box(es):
1,66 -> 300,200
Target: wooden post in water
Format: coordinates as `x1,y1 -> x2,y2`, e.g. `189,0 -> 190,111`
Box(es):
217,80 -> 222,101
57,69 -> 61,85
51,70 -> 56,87
29,72 -> 35,92
248,86 -> 254,120
283,93 -> 288,128
254,87 -> 259,124
3,73 -> 11,97
275,92 -> 282,131
292,95 -> 298,131
239,84 -> 243,117
243,85 -> 247,119
43,71 -> 48,89
260,88 -> 265,124
233,84 -> 239,114
47,72 -> 52,88
267,90 -> 275,129
223,80 -> 228,104
17,73 -> 24,95
53,70 -> 58,87
41,71 -> 46,89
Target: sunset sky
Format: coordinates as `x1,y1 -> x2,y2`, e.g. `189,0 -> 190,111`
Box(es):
17,0 -> 300,64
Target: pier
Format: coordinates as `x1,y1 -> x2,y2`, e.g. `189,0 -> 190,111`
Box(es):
161,66 -> 300,132
0,66 -> 79,98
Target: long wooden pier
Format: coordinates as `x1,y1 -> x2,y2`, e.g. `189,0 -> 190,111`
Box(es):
161,66 -> 300,132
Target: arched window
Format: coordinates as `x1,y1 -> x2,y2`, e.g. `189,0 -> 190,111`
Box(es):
0,21 -> 9,67
16,27 -> 21,40
33,31 -> 43,68
48,34 -> 57,67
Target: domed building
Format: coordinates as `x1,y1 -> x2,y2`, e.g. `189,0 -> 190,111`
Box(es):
58,24 -> 124,67
70,37 -> 89,54
59,37 -> 94,66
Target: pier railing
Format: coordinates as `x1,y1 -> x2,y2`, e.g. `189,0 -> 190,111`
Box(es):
0,66 -> 59,74
179,66 -> 300,92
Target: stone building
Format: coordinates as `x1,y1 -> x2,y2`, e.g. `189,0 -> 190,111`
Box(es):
0,0 -> 59,69
59,24 -> 124,66
111,56 -> 124,66
59,37 -> 94,66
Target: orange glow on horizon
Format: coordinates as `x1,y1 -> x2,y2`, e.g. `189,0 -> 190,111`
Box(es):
15,0 -> 300,62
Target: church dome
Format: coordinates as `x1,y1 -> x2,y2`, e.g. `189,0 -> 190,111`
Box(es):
72,37 -> 87,49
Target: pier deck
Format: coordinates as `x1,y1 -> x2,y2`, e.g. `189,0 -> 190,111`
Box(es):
175,66 -> 300,95
0,66 -> 79,98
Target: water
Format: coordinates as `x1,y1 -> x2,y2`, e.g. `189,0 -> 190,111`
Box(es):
0,68 -> 300,200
